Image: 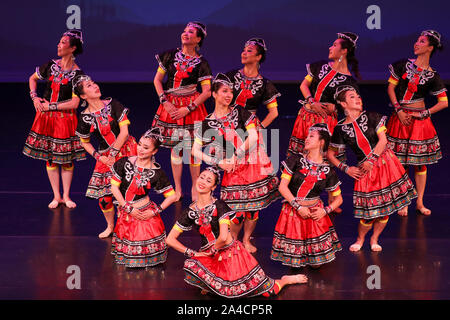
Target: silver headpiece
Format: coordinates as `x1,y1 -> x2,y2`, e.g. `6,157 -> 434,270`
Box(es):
309,123 -> 330,135
421,30 -> 442,47
334,85 -> 357,101
63,30 -> 83,44
245,38 -> 267,52
213,73 -> 233,89
143,127 -> 164,142
72,75 -> 91,89
186,22 -> 207,37
205,166 -> 221,184
337,32 -> 358,48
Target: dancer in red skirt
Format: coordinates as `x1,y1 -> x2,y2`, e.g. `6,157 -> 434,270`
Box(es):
271,123 -> 343,268
328,86 -> 417,252
192,74 -> 280,253
225,38 -> 281,128
110,129 -> 177,267
225,38 -> 280,251
386,30 -> 448,216
287,32 -> 360,157
23,30 -> 86,209
151,21 -> 212,202
166,167 -> 307,298
74,75 -> 138,238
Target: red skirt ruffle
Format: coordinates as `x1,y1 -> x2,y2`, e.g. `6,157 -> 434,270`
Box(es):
183,240 -> 274,298
23,110 -> 86,164
386,110 -> 442,165
151,92 -> 208,148
86,136 -> 138,199
271,202 -> 341,267
111,202 -> 167,268
288,107 -> 337,156
354,149 -> 417,219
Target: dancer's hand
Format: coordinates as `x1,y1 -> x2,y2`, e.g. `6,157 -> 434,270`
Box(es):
130,208 -> 155,220
33,98 -> 44,112
219,157 -> 236,173
310,207 -> 327,221
347,166 -> 364,180
307,102 -> 328,118
171,107 -> 190,120
297,207 -> 311,219
359,161 -> 374,175
194,251 -> 212,257
99,155 -> 112,167
40,99 -> 50,111
105,156 -> 116,167
397,110 -> 412,126
163,101 -> 177,118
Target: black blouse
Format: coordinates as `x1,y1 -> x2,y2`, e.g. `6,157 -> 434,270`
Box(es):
175,199 -> 234,251
156,48 -> 212,94
35,59 -> 84,103
75,98 -> 130,153
281,153 -> 341,201
330,111 -> 387,164
305,60 -> 359,105
225,69 -> 281,113
388,58 -> 447,104
194,105 -> 257,159
111,157 -> 174,203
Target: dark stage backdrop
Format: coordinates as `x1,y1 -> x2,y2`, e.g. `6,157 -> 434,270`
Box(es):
1,0 -> 449,82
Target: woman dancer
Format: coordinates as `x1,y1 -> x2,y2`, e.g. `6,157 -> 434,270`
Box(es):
287,32 -> 360,157
271,123 -> 343,268
386,30 -> 447,216
74,75 -> 138,238
192,73 -> 279,253
24,30 -> 86,208
166,167 -> 307,298
151,21 -> 212,201
226,38 -> 281,128
328,86 -> 417,251
110,129 -> 177,267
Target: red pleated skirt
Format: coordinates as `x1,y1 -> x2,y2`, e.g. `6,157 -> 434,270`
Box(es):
111,202 -> 167,268
353,149 -> 417,219
288,107 -> 337,156
183,240 -> 274,298
386,110 -> 442,165
151,91 -> 208,148
86,136 -> 138,199
23,110 -> 86,164
271,201 -> 341,267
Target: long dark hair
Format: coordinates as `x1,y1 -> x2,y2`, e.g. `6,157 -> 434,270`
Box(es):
340,38 -> 361,80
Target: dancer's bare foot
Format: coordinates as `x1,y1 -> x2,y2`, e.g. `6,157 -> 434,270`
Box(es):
370,237 -> 382,252
48,198 -> 61,209
98,226 -> 114,239
63,197 -> 77,208
243,241 -> 257,253
398,207 -> 408,217
416,206 -> 431,216
281,274 -> 308,284
349,238 -> 364,252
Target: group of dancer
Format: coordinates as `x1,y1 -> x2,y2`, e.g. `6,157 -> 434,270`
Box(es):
23,23 -> 447,298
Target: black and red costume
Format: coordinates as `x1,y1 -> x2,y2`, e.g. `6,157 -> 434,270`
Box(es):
288,60 -> 359,155
195,105 -> 279,213
386,58 -> 447,165
23,60 -> 86,163
330,111 -> 417,219
110,156 -> 175,267
75,98 -> 137,199
271,153 -> 342,267
151,48 -> 212,148
174,199 -> 275,298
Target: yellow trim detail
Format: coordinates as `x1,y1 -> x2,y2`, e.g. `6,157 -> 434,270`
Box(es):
200,79 -> 211,86
416,170 -> 427,176
360,220 -> 374,227
388,77 -> 399,86
245,123 -> 256,130
219,219 -> 231,225
110,179 -> 121,187
331,188 -> 342,197
46,165 -> 58,171
281,173 -> 292,181
157,67 -> 166,75
101,207 -> 114,214
194,137 -> 204,146
173,225 -> 183,233
72,92 -> 77,98
438,96 -> 448,102
377,125 -> 387,134
378,217 -> 389,224
266,101 -> 278,109
305,75 -> 313,83
80,137 -> 90,143
164,189 -> 176,198
119,119 -> 130,127
62,165 -> 74,171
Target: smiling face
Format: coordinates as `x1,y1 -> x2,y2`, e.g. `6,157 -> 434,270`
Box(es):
57,36 -> 76,57
304,130 -> 323,152
328,39 -> 347,60
137,137 -> 158,160
181,26 -> 201,48
212,84 -> 233,107
80,80 -> 101,100
414,35 -> 433,56
340,89 -> 363,112
196,170 -> 217,195
241,44 -> 262,65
